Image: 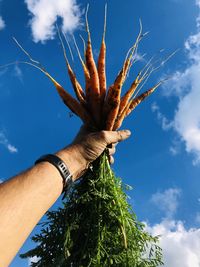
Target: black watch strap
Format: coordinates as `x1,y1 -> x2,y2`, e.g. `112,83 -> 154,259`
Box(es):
35,154 -> 72,191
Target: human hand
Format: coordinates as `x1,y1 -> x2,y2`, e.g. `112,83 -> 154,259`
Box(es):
57,126 -> 131,181
73,125 -> 131,164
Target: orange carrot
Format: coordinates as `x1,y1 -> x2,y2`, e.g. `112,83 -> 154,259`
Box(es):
126,82 -> 162,117
55,87 -> 92,124
113,101 -> 131,130
103,21 -> 147,130
118,80 -> 138,117
27,62 -> 92,124
102,84 -> 114,119
113,82 -> 162,130
49,78 -> 92,124
85,5 -> 101,124
67,63 -> 86,105
103,61 -> 128,130
57,27 -> 86,105
118,53 -> 162,118
104,68 -> 125,130
85,5 -> 100,94
97,4 -> 107,105
12,36 -> 93,124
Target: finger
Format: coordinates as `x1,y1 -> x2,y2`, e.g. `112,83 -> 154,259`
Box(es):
108,146 -> 116,156
109,155 -> 114,164
102,130 -> 131,144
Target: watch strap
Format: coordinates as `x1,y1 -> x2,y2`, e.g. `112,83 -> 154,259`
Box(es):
35,154 -> 72,191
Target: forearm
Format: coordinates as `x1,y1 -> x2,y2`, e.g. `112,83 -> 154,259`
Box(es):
0,147 -> 86,267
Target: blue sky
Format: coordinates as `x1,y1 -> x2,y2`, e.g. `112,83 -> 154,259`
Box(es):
0,0 -> 200,266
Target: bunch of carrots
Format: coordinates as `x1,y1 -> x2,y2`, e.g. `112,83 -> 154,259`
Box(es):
11,5 -> 172,134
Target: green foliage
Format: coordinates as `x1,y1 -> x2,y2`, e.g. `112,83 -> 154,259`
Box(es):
20,152 -> 163,267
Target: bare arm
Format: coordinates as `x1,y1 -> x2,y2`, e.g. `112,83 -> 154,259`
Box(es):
0,129 -> 131,266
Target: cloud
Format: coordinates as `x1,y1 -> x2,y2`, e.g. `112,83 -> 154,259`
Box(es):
0,178 -> 3,183
159,1 -> 200,165
25,0 -> 82,43
169,137 -> 182,156
7,144 -> 18,153
0,131 -> 18,153
13,64 -> 23,83
147,187 -> 200,267
146,187 -> 200,266
151,188 -> 181,218
151,102 -> 174,131
146,219 -> 200,267
0,16 -> 5,30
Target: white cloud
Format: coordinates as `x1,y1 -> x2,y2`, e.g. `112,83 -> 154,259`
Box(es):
151,188 -> 181,218
0,178 -> 3,183
169,137 -> 182,156
0,131 -> 18,153
151,102 -> 174,131
147,188 -> 200,266
7,144 -> 18,153
25,0 -> 82,43
169,145 -> 179,156
14,64 -> 23,83
146,219 -> 200,267
160,1 -> 200,165
0,16 -> 5,30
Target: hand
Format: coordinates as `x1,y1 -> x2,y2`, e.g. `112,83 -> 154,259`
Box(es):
57,126 -> 131,181
73,125 -> 131,164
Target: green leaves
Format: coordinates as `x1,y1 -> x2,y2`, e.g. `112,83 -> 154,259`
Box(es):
21,152 -> 163,267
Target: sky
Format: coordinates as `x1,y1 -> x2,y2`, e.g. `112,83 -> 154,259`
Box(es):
0,0 -> 200,266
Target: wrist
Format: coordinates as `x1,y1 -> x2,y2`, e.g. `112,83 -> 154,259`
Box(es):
56,144 -> 88,181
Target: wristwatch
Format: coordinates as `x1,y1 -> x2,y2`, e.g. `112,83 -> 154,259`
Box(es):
35,154 -> 73,191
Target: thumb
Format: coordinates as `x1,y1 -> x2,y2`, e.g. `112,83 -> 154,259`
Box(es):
102,130 -> 131,145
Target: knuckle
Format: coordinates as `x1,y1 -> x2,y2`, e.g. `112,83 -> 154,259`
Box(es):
100,130 -> 108,140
